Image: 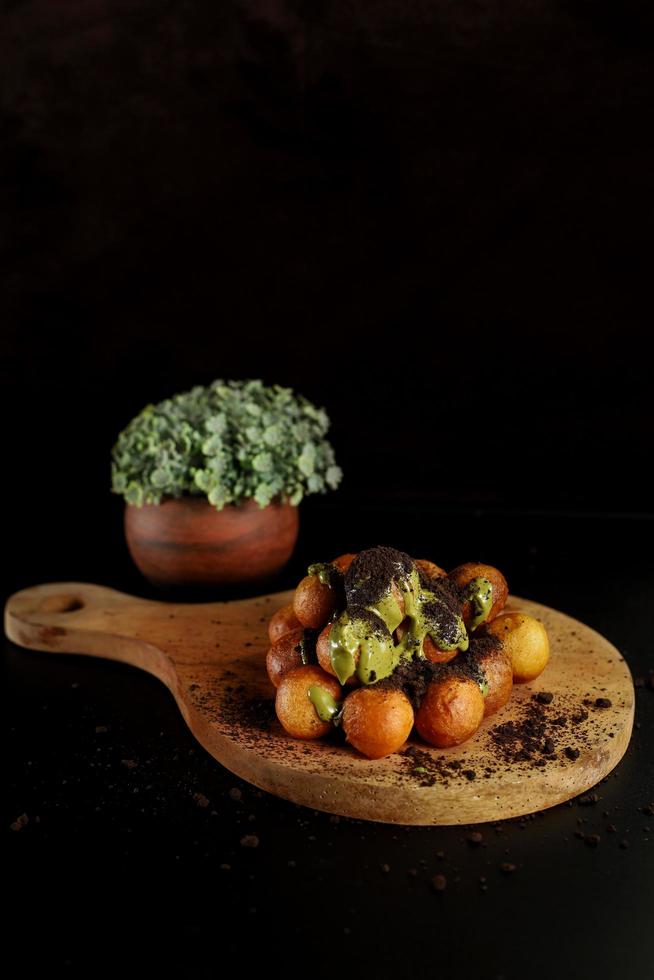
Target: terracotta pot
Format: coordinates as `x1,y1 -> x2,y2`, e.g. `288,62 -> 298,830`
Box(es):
124,497 -> 299,588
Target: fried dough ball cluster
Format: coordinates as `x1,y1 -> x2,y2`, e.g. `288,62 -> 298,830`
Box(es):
265,547 -> 550,760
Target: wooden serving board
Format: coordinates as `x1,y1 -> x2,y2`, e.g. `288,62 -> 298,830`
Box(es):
4,582 -> 634,825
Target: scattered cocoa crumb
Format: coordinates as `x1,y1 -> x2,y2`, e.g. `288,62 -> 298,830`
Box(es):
228,788 -> 243,801
490,700 -> 551,764
401,747 -> 478,787
467,832 -> 483,848
641,804 -> 654,817
565,747 -> 580,760
240,835 -> 259,848
595,698 -> 612,709
10,813 -> 29,832
431,874 -> 447,892
193,792 -> 210,808
219,696 -> 276,735
381,863 -> 391,873
94,725 -> 108,734
620,840 -> 630,849
585,834 -> 601,848
534,692 -> 553,704
578,793 -> 599,806
500,862 -> 516,874
120,759 -> 137,769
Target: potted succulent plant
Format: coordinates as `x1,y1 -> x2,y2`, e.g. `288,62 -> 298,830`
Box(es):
111,379 -> 342,587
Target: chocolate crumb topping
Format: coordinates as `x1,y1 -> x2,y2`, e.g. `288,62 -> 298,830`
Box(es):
421,576 -> 463,628
345,546 -> 414,607
377,638 -> 492,710
346,605 -> 392,640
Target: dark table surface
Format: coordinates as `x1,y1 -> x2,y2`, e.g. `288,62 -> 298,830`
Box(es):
4,500 -> 653,978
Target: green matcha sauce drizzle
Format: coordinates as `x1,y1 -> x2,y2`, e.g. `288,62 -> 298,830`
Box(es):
308,685 -> 341,722
329,609 -> 399,686
466,576 -> 493,630
325,548 -> 470,688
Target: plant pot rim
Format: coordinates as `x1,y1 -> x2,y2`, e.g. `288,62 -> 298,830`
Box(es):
125,495 -> 296,511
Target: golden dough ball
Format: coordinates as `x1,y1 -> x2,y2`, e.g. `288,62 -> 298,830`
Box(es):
293,574 -> 338,629
415,676 -> 485,748
423,634 -> 459,665
316,624 -> 358,686
268,603 -> 302,644
449,562 -> 508,627
342,686 -> 414,759
415,559 -> 447,581
266,628 -> 305,688
331,553 -> 357,574
275,665 -> 343,739
486,613 -> 550,683
475,644 -> 513,716
315,623 -> 334,675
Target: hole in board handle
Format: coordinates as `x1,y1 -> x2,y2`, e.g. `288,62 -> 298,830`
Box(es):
38,595 -> 85,614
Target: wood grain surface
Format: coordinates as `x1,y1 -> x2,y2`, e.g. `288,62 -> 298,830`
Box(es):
4,582 -> 634,825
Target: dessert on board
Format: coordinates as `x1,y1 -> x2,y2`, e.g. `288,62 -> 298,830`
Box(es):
266,546 -> 549,759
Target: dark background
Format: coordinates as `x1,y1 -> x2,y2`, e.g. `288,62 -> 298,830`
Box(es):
2,0 -> 654,540
3,2 -> 653,977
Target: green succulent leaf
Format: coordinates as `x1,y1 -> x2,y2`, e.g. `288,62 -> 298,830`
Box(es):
110,379 -> 342,510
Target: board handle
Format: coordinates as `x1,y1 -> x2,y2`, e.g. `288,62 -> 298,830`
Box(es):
3,582 -> 178,689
